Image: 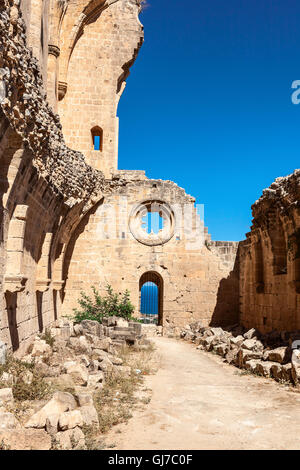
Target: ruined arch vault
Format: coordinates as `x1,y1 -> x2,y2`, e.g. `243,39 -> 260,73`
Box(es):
0,0 -> 240,353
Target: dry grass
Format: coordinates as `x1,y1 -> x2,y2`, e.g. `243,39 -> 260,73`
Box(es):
93,342 -> 158,436
40,328 -> 55,348
0,354 -> 52,402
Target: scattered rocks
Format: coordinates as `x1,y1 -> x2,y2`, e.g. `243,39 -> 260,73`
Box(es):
263,347 -> 291,364
181,323 -> 300,385
63,361 -> 88,386
0,317 -> 147,449
25,392 -> 77,429
31,338 -> 52,358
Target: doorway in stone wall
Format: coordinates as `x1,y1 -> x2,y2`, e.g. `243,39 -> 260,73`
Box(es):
139,271 -> 163,326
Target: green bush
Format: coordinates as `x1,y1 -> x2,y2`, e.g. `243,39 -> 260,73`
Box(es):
73,285 -> 136,324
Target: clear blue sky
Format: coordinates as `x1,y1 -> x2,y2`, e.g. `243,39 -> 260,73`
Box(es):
118,0 -> 300,241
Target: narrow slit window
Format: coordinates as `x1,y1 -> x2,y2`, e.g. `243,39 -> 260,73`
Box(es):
91,127 -> 103,152
94,135 -> 101,151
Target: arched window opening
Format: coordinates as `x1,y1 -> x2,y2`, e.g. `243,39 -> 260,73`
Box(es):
91,126 -> 103,151
254,238 -> 264,293
270,218 -> 287,275
139,272 -> 163,326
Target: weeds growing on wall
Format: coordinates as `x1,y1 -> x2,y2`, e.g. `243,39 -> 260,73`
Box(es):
73,285 -> 136,324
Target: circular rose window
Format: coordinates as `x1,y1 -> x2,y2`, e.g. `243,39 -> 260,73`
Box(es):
129,200 -> 175,246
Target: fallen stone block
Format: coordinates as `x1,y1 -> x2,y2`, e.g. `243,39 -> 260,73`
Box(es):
91,337 -> 112,352
203,336 -> 215,351
214,343 -> 228,357
244,359 -> 260,373
73,324 -> 83,337
80,404 -> 99,428
270,363 -> 283,381
0,388 -> 14,407
225,348 -> 238,365
110,356 -> 123,365
0,372 -> 14,386
75,392 -> 93,407
282,363 -> 292,382
230,335 -> 244,348
25,391 -> 77,429
87,372 -> 104,389
0,411 -> 21,430
98,357 -> 113,372
55,426 -> 85,450
81,320 -> 103,337
263,347 -> 291,364
58,410 -> 84,431
244,328 -> 258,340
255,361 -> 274,378
68,336 -> 92,355
31,338 -> 52,358
241,339 -> 263,352
63,361 -> 88,386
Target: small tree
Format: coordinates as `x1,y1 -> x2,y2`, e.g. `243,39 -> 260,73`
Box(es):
73,285 -> 135,324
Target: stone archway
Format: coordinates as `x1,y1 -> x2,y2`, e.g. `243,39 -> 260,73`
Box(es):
139,271 -> 163,326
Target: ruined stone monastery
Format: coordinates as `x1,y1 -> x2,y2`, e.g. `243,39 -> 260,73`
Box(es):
0,0 -> 299,355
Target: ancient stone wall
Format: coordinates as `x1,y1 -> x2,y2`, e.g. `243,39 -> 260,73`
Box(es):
0,0 -> 240,354
239,170 -> 300,333
0,0 -> 143,353
58,0 -> 144,177
62,174 -> 239,332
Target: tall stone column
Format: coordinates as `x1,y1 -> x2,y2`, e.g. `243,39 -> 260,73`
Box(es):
47,44 -> 60,111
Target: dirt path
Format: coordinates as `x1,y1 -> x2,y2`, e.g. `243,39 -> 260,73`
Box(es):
107,337 -> 300,450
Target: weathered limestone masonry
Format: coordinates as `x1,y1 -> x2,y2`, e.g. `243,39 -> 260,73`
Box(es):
239,170 -> 300,333
0,0 -> 144,353
0,0 -> 240,355
58,0 -> 144,177
63,174 -> 240,332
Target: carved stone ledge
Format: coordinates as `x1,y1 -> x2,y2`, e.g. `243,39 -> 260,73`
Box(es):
35,278 -> 51,292
58,81 -> 67,101
4,274 -> 27,293
52,280 -> 65,291
48,44 -> 60,58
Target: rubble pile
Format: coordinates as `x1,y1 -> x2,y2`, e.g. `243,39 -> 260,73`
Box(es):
181,322 -> 300,386
0,317 -> 148,450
